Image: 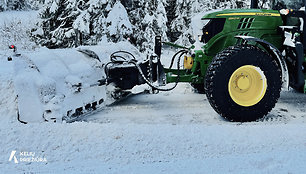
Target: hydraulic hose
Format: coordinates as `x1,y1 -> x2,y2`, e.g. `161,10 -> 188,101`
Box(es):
128,50 -> 188,91
105,50 -> 188,92
110,50 -> 137,62
168,50 -> 187,69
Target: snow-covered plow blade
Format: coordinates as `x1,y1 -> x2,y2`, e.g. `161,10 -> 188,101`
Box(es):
8,44 -> 165,123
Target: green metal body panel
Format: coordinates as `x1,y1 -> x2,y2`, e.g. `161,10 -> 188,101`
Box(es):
203,9 -> 283,56
166,9 -> 284,85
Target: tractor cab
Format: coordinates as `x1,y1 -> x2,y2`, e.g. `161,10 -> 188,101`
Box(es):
254,0 -> 306,46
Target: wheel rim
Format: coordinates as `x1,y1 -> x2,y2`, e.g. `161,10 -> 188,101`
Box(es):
228,65 -> 267,107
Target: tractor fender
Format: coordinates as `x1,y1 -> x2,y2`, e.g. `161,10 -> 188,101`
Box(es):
235,35 -> 289,90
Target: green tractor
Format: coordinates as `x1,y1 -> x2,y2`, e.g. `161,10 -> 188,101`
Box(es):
154,0 -> 306,122
166,0 -> 306,121
103,0 -> 306,122
13,0 -> 306,123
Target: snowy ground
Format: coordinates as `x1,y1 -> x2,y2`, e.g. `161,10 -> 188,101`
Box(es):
1,50 -> 306,173
1,81 -> 306,173
1,10 -> 306,174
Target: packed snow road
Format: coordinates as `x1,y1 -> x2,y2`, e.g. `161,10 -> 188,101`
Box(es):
83,83 -> 306,125
1,83 -> 306,173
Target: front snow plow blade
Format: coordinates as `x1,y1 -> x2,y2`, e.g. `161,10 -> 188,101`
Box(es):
14,59 -> 56,123
9,48 -> 108,123
9,45 -> 165,123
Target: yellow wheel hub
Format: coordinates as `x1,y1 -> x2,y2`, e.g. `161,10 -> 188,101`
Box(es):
228,65 -> 267,107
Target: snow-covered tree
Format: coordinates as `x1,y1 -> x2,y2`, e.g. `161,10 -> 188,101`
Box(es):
0,17 -> 38,50
27,0 -> 45,10
85,0 -> 110,44
104,1 -> 132,43
30,0 -> 250,50
122,0 -> 168,52
0,0 -> 7,11
169,0 -> 193,46
31,0 -> 80,48
155,0 -> 168,40
32,0 -> 114,48
0,0 -> 30,11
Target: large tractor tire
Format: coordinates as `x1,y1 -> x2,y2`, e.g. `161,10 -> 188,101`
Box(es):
205,45 -> 282,122
191,83 -> 205,94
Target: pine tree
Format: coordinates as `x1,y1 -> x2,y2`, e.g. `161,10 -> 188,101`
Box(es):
85,0 -> 111,44
31,0 -> 249,50
27,0 -> 45,10
165,0 -> 177,42
32,0 -> 115,48
155,0 -> 168,40
123,0 -> 151,52
10,0 -> 29,10
121,0 -> 168,52
170,0 -> 193,46
0,0 -> 30,11
0,0 -> 7,11
104,1 -> 132,43
143,0 -> 168,52
32,0 -> 81,48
